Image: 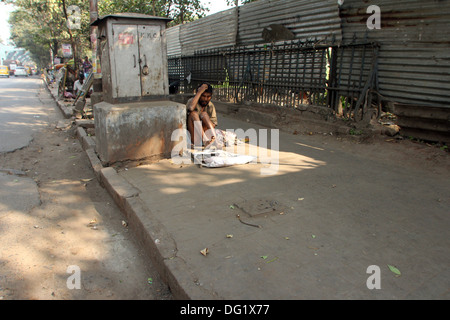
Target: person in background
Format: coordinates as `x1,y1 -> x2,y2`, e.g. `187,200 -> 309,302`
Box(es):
82,56 -> 92,79
73,73 -> 84,97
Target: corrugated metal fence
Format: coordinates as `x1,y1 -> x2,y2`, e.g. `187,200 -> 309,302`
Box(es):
167,0 -> 342,53
167,0 -> 450,126
340,0 -> 450,109
237,0 -> 342,45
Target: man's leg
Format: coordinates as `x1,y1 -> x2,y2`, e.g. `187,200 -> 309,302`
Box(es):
187,111 -> 204,147
188,111 -> 217,147
200,112 -> 217,141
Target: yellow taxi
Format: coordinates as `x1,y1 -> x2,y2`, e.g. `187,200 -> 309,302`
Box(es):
0,65 -> 9,78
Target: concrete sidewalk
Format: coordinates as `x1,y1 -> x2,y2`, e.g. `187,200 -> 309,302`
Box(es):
47,82 -> 449,299
89,113 -> 449,300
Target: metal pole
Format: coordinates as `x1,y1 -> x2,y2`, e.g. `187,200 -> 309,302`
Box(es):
89,0 -> 98,56
89,0 -> 98,34
89,0 -> 102,88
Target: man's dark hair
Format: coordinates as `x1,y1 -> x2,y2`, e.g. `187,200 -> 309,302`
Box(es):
198,82 -> 213,94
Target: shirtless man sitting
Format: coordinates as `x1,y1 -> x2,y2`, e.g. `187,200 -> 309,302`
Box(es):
186,83 -> 218,147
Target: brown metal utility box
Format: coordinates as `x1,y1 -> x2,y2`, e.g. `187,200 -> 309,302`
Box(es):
91,13 -> 187,164
92,13 -> 172,104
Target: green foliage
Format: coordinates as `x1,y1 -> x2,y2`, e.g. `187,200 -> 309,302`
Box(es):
225,0 -> 259,6
349,128 -> 363,136
8,0 -> 90,68
7,0 -> 243,67
98,0 -> 209,26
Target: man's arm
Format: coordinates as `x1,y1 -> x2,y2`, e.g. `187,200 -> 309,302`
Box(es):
187,84 -> 209,112
209,104 -> 218,127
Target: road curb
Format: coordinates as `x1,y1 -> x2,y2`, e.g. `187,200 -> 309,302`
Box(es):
73,121 -> 211,299
42,78 -> 73,119
122,196 -> 207,300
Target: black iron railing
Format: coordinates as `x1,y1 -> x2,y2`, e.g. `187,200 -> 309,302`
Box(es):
169,40 -> 379,121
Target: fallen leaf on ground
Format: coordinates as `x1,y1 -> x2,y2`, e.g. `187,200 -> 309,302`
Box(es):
266,257 -> 278,263
388,265 -> 401,276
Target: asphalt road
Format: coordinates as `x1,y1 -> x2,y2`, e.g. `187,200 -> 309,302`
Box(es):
0,76 -> 172,300
0,76 -> 47,213
0,76 -> 49,153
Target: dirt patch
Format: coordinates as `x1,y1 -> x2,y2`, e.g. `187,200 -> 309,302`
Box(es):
0,86 -> 172,300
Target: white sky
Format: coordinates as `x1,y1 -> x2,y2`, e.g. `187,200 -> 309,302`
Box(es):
0,3 -> 14,45
202,0 -> 233,15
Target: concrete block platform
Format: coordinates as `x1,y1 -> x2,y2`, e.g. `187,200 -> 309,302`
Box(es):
94,100 -> 186,165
